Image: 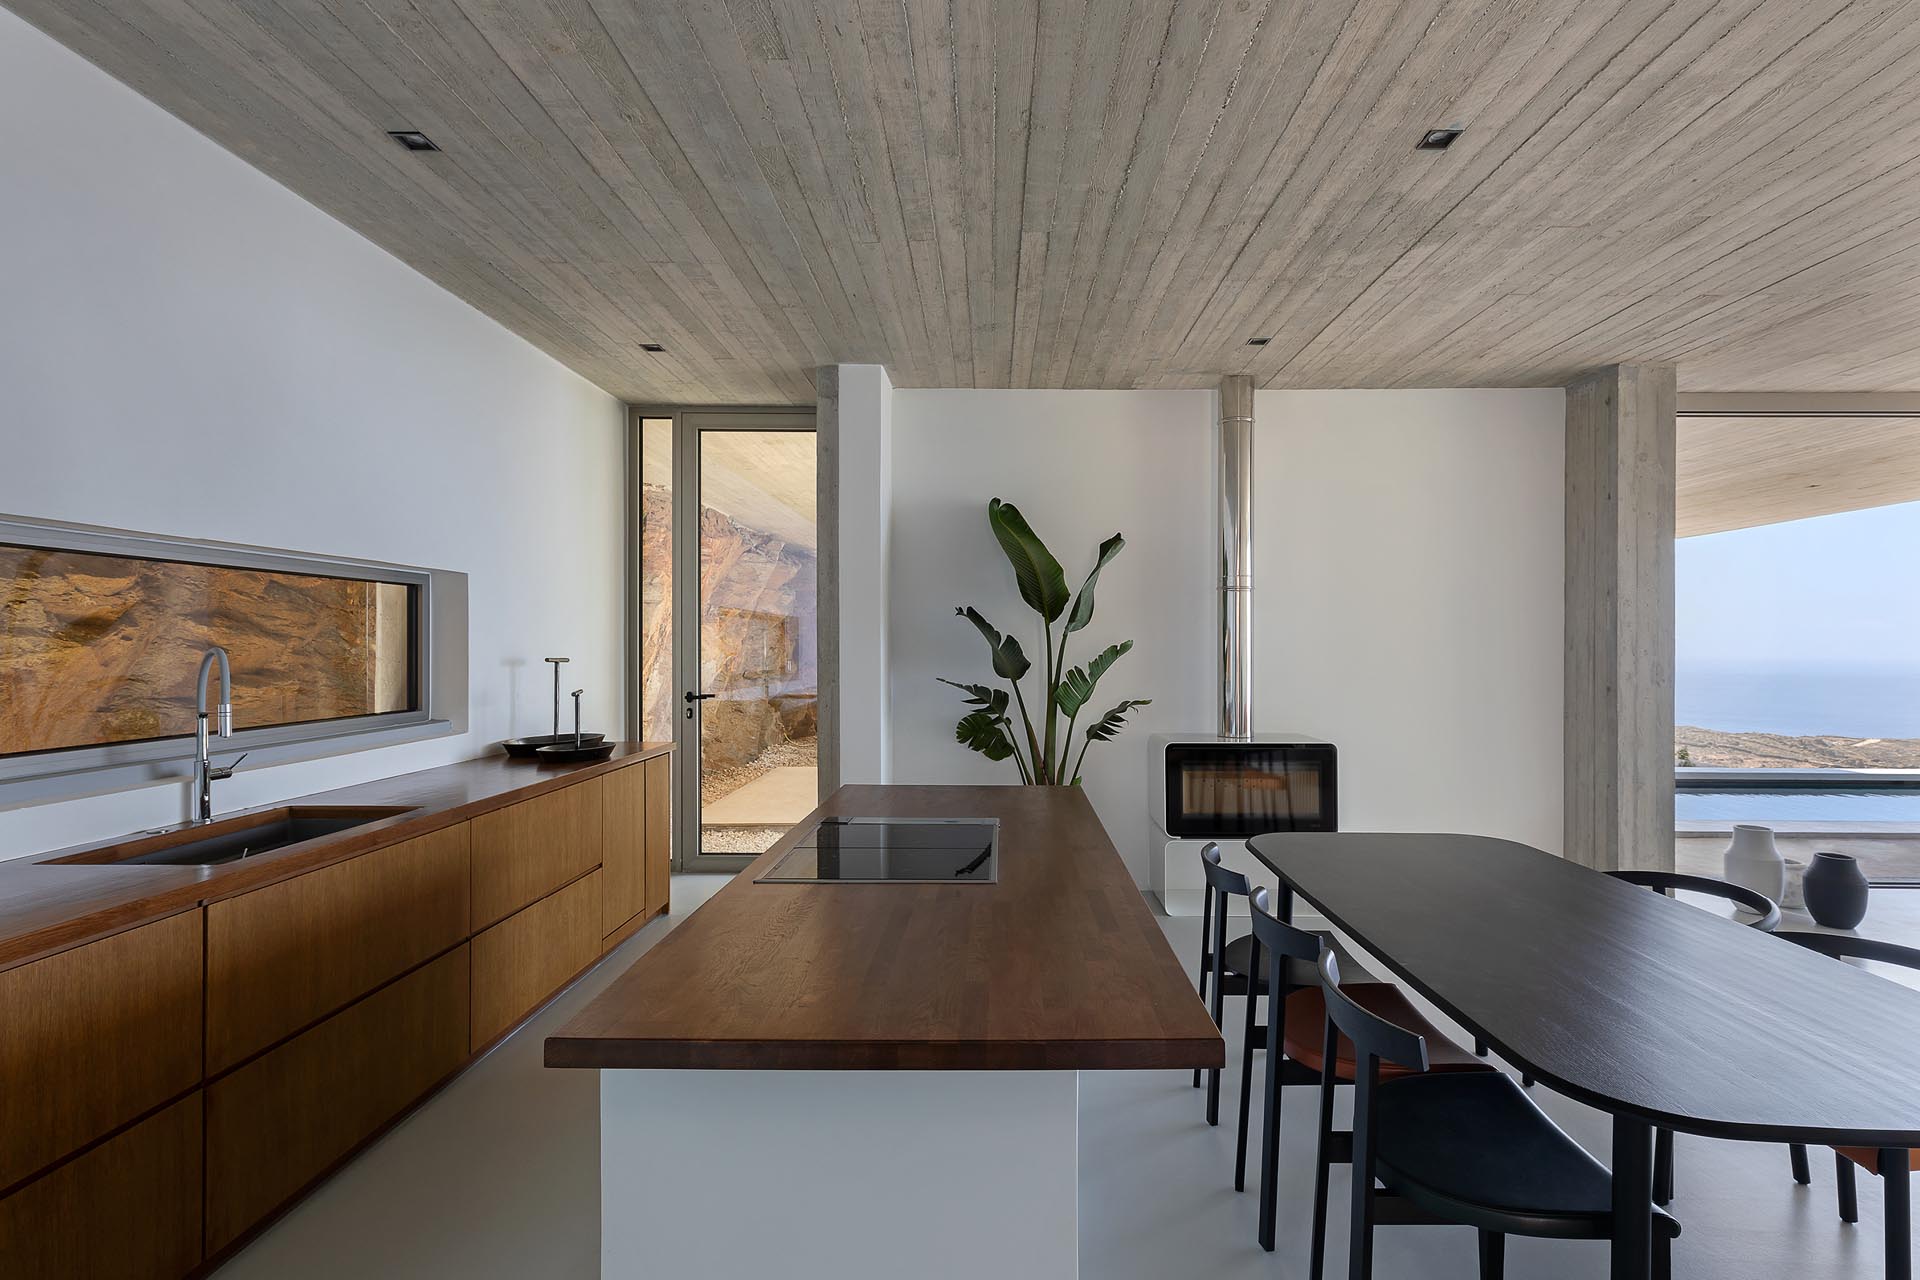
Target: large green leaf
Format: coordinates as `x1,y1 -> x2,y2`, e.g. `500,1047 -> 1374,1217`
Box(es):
1055,640 -> 1133,718
987,499 -> 1070,623
938,678 -> 1008,718
1083,698 -> 1152,743
1064,533 -> 1124,634
955,710 -> 1016,760
955,606 -> 1031,681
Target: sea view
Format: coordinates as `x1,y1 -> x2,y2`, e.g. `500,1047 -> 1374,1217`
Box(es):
1677,663 -> 1920,739
1675,662 -> 1920,823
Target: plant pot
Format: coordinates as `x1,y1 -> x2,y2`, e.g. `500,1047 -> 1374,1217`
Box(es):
1721,824 -> 1785,903
1802,851 -> 1870,930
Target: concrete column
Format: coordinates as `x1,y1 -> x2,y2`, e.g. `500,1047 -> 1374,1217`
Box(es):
815,363 -> 893,791
1564,364 -> 1677,872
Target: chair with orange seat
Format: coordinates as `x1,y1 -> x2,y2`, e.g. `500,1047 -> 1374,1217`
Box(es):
1242,885 -> 1495,1253
1778,930 -> 1920,1280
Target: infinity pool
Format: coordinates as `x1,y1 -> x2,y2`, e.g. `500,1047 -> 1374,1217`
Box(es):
1677,789 -> 1920,823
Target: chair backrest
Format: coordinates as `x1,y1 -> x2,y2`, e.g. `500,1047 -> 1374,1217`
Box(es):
1247,886 -> 1328,968
1314,949 -> 1429,1074
1779,930 -> 1920,972
1606,869 -> 1781,932
1200,841 -> 1254,899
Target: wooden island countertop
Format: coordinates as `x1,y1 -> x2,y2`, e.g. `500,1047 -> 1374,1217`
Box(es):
544,784 -> 1224,1072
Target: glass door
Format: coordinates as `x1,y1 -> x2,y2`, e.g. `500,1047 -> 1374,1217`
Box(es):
673,410 -> 818,870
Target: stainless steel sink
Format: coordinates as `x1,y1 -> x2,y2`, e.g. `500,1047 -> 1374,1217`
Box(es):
49,806 -> 415,868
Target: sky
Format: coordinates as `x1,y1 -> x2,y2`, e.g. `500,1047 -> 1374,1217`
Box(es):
1676,498 -> 1920,671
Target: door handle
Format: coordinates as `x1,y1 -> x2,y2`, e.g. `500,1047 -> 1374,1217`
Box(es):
684,690 -> 716,719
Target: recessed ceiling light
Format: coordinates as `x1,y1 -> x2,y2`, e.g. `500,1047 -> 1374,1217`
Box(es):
1246,337 -> 1271,347
1417,126 -> 1464,151
640,343 -> 666,353
387,130 -> 439,152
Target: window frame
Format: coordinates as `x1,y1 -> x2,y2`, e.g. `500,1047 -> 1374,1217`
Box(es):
0,513 -> 456,799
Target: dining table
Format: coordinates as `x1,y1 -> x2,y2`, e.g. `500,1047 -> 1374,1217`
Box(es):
1248,830 -> 1920,1280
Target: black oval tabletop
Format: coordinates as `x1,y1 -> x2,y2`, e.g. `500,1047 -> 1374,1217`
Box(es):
1249,831 -> 1920,1148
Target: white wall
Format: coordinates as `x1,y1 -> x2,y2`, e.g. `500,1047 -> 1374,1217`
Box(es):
889,391 -> 1217,881
1254,390 -> 1565,857
888,387 -> 1565,886
0,11 -> 626,860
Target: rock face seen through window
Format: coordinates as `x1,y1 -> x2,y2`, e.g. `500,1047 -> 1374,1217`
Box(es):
0,544 -> 413,756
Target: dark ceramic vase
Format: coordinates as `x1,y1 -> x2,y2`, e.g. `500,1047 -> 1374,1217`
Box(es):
1801,851 -> 1870,930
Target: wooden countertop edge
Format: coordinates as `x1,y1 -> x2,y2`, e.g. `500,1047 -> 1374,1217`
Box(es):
542,1033 -> 1226,1072
0,743 -> 673,973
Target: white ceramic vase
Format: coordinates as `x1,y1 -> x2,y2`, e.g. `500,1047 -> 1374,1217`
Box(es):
1722,823 -> 1786,903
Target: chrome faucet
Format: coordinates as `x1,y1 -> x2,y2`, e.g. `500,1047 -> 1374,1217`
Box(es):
193,646 -> 244,823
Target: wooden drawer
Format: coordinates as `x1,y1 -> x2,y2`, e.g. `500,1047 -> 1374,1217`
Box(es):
0,1092 -> 202,1280
471,870 -> 602,1052
0,910 -> 202,1190
601,765 -> 648,936
206,824 -> 471,1073
644,753 -> 671,918
205,945 -> 470,1254
471,782 -> 602,930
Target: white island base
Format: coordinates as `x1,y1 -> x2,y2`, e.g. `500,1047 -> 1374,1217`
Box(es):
601,1068 -> 1080,1279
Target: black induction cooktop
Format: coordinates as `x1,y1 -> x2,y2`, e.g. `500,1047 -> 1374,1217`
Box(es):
755,817 -> 999,884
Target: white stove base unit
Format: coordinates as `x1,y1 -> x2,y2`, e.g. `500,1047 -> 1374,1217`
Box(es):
601,1068 -> 1080,1279
1153,829 -> 1280,917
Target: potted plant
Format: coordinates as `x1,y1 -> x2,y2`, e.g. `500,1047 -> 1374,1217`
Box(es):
940,498 -> 1149,785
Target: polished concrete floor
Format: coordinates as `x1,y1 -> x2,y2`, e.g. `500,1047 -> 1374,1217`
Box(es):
209,873 -> 736,1280
213,873 -> 1917,1279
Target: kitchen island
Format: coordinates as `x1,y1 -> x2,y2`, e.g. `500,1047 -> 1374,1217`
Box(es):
545,783 -> 1221,1278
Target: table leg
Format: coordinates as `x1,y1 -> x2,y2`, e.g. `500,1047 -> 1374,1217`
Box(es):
1276,883 -> 1295,925
1884,1149 -> 1911,1280
1611,1115 -> 1654,1280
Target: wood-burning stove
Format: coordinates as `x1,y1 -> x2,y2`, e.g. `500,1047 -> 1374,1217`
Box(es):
1150,733 -> 1338,914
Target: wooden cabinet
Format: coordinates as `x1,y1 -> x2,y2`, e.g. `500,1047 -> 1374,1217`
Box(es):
0,751 -> 668,1278
644,754 -> 672,919
601,767 -> 647,937
205,946 -> 470,1254
470,783 -> 602,931
0,1092 -> 202,1280
205,823 -> 471,1073
470,870 -> 602,1052
0,910 -> 202,1190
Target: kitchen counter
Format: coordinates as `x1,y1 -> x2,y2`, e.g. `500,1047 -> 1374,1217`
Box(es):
545,783 -> 1219,1280
0,743 -> 672,973
546,783 -> 1221,1071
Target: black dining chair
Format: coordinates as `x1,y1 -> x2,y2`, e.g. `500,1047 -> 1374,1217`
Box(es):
1244,887 -> 1492,1253
1197,846 -> 1360,1202
1197,843 -> 1271,1135
1778,930 -> 1920,1280
1606,868 -> 1780,1205
1308,947 -> 1680,1280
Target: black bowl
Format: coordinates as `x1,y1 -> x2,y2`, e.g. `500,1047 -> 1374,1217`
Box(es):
534,739 -> 617,763
503,732 -> 607,759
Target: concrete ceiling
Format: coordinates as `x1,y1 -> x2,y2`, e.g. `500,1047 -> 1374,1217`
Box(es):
1677,414 -> 1920,536
13,0 -> 1920,403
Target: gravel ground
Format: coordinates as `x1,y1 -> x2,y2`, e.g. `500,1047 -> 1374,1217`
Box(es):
700,826 -> 791,855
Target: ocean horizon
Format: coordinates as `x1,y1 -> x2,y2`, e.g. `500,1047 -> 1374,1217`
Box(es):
1677,662 -> 1920,739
